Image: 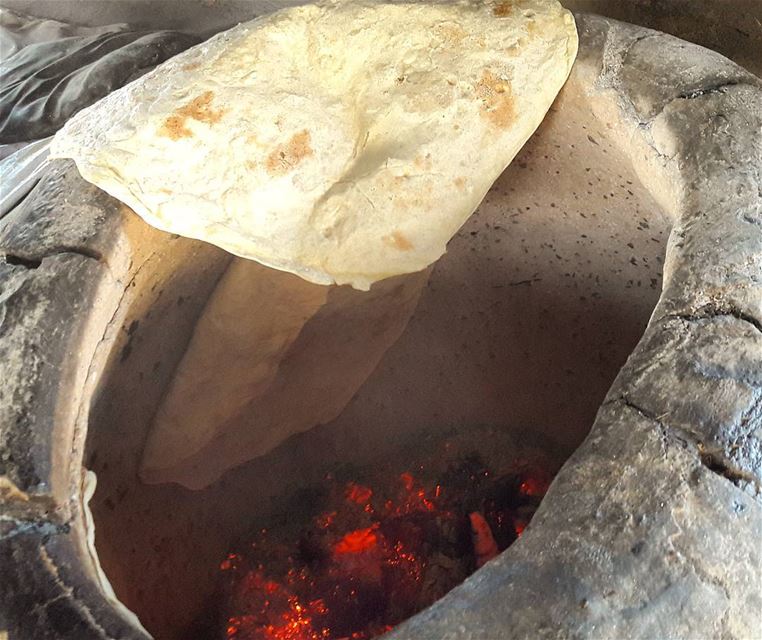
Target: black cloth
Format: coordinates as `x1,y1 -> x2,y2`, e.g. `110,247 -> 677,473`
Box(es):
0,29 -> 200,143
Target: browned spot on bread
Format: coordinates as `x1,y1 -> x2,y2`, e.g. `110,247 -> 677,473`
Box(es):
385,230 -> 414,251
454,177 -> 467,190
265,130 -> 313,176
161,115 -> 192,140
435,23 -> 466,45
493,1 -> 516,17
160,91 -> 224,140
475,70 -> 515,128
183,62 -> 201,71
179,91 -> 223,124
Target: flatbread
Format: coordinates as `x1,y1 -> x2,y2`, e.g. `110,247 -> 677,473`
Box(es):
140,260 -> 429,489
50,0 -> 578,289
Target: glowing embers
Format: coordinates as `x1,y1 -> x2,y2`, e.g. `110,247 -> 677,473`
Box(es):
219,431 -> 554,640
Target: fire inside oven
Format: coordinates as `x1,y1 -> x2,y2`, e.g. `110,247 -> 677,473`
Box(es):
215,426 -> 552,640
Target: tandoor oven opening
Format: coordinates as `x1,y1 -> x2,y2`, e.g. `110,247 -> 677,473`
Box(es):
82,85 -> 671,640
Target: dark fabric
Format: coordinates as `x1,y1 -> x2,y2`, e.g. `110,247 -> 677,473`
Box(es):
0,29 -> 200,143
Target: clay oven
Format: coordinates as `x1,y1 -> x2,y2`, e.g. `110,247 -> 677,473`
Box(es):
1,12 -> 760,640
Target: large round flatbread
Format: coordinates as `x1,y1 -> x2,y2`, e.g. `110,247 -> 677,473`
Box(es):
50,0 -> 577,289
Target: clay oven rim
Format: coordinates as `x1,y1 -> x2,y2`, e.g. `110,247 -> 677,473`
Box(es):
1,12 -> 760,640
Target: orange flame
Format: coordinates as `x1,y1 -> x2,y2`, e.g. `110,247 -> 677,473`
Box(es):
333,527 -> 378,555
346,483 -> 373,505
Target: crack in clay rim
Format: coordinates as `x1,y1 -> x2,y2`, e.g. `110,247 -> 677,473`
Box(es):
1,12 -> 760,640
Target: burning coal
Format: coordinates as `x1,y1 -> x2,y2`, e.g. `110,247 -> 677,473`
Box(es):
217,432 -> 553,640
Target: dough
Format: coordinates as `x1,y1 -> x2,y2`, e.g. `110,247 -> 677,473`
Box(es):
141,259 -> 429,488
50,0 -> 578,289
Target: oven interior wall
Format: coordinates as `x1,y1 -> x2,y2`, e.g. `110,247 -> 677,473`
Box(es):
84,79 -> 672,639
